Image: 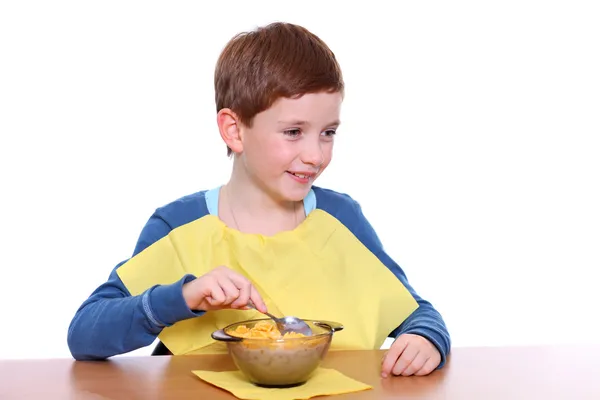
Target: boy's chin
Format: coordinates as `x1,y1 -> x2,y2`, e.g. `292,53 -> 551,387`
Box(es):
277,185 -> 313,203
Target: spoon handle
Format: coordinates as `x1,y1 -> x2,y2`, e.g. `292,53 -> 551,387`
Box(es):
246,301 -> 280,323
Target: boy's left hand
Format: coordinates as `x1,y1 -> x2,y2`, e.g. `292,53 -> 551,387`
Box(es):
381,334 -> 441,377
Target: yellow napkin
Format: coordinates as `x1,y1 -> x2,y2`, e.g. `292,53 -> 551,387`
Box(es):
192,367 -> 372,400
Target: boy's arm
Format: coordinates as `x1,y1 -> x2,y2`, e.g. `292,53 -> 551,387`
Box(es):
67,214 -> 203,361
348,200 -> 451,368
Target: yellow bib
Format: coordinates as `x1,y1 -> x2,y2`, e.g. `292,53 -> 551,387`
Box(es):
116,209 -> 418,355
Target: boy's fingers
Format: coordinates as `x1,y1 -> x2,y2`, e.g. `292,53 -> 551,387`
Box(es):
381,339 -> 408,377
206,285 -> 226,306
400,352 -> 428,376
249,286 -> 267,313
229,273 -> 254,309
392,344 -> 419,376
415,356 -> 440,376
218,277 -> 241,305
231,280 -> 251,309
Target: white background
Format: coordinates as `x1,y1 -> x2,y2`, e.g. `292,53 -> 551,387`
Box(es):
1,0 -> 599,360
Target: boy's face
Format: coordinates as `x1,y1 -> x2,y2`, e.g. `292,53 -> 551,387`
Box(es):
238,91 -> 342,202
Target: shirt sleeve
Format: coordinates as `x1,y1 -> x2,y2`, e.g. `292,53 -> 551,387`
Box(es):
346,199 -> 452,368
67,213 -> 204,361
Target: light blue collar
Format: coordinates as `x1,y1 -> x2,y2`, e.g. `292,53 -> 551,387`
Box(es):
205,186 -> 316,217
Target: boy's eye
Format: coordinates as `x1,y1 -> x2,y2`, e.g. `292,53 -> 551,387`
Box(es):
284,129 -> 301,137
322,129 -> 337,137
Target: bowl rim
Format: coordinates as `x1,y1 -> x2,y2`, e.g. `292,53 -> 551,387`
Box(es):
211,318 -> 344,343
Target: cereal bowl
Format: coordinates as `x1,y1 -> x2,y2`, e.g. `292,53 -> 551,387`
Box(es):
211,318 -> 344,387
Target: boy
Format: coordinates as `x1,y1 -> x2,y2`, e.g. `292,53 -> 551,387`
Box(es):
67,22 -> 450,378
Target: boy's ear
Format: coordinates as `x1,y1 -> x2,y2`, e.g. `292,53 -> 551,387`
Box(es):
217,108 -> 244,154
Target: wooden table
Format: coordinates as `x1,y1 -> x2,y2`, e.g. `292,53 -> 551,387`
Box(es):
2,345 -> 599,399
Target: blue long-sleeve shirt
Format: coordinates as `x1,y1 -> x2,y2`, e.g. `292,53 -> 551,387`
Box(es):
67,186 -> 451,365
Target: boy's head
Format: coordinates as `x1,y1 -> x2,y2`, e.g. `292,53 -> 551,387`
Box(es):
215,22 -> 344,202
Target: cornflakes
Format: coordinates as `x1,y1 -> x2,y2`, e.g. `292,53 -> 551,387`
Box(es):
229,320 -> 306,340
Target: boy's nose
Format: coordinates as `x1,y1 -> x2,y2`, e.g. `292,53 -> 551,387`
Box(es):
301,140 -> 324,167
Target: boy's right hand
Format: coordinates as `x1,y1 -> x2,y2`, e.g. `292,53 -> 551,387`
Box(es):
182,266 -> 267,313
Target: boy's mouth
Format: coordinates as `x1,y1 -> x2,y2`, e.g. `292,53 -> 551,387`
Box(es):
286,171 -> 316,182
289,172 -> 310,179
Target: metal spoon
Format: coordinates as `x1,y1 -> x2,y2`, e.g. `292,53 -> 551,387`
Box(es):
247,301 -> 313,337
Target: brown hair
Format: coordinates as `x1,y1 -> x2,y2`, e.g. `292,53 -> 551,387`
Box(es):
214,22 -> 345,156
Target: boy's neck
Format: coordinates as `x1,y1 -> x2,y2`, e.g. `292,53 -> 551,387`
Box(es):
221,165 -> 304,234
